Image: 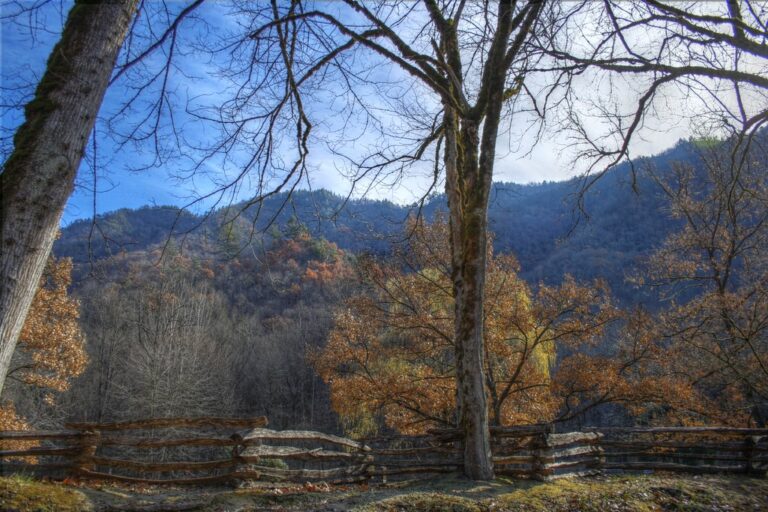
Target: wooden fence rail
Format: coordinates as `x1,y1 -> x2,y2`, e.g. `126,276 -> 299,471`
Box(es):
1,420 -> 766,484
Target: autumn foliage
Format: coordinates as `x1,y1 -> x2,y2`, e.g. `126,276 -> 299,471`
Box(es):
312,217 -> 621,435
13,257 -> 88,395
1,256 -> 86,457
635,140 -> 768,426
0,402 -> 35,459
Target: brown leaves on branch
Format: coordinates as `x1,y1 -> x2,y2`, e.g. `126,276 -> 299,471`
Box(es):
636,139 -> 768,426
310,183 -> 767,432
0,403 -> 37,463
13,256 -> 87,397
312,216 -> 622,435
1,256 -> 85,455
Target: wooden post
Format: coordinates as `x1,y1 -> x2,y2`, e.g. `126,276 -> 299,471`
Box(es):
593,432 -> 605,475
360,442 -> 373,485
532,432 -> 553,481
74,430 -> 100,475
743,436 -> 764,477
230,432 -> 245,487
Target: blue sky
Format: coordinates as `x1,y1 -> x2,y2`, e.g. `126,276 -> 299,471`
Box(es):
1,1 -> 698,226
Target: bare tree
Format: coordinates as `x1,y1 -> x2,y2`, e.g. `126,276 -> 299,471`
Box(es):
642,135 -> 768,425
140,0 -> 549,480
537,0 -> 768,180
72,266 -> 239,423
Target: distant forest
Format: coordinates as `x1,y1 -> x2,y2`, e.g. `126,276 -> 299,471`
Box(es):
4,135 -> 764,436
56,139 -> 705,305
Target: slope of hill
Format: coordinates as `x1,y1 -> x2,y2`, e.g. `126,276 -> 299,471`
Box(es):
55,140 -> 701,304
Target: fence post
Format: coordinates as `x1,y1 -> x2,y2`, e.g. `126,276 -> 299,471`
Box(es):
532,430 -> 553,481
593,431 -> 605,475
230,431 -> 245,486
743,435 -> 764,477
360,441 -> 373,485
74,429 -> 100,476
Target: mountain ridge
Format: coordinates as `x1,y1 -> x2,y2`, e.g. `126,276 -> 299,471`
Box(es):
55,139 -> 702,304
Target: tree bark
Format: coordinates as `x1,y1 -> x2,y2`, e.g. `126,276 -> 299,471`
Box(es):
444,107 -> 494,480
0,0 -> 138,395
440,0 -> 517,477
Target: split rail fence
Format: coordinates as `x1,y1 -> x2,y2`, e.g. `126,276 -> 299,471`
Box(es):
1,418 -> 766,484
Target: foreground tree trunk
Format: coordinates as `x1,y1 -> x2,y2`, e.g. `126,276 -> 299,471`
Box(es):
0,0 -> 138,395
443,105 -> 499,479
439,0 -> 526,480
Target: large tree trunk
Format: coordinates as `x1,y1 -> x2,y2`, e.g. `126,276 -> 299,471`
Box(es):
0,0 -> 138,396
444,110 -> 494,480
453,201 -> 494,480
436,0 -> 523,480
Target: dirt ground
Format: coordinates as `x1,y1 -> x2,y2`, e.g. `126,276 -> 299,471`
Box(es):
2,472 -> 767,511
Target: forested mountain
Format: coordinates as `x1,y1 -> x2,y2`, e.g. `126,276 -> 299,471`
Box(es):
43,140 -> 695,429
56,139 -> 696,304
2,134 -> 757,435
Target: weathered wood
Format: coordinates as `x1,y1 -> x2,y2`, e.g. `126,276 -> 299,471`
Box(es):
4,423 -> 765,484
0,430 -> 82,441
743,436 -> 764,476
600,440 -> 753,451
74,430 -> 100,473
78,468 -> 370,486
366,465 -> 459,476
545,432 -> 602,447
604,462 -> 743,473
87,456 -> 237,473
429,425 -> 550,438
492,447 -> 537,458
369,446 -> 459,456
546,469 -> 602,480
585,426 -> 768,435
0,446 -> 80,458
99,435 -> 238,448
361,459 -> 461,468
76,468 -> 236,485
244,463 -> 370,480
66,416 -> 268,431
550,445 -> 603,459
493,454 -> 536,464
604,451 -> 749,462
240,428 -> 369,451
544,456 -> 602,470
241,445 -> 373,462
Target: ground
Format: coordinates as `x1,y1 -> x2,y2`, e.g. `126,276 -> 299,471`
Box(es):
1,473 -> 766,512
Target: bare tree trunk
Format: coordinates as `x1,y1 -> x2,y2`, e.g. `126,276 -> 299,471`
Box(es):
444,109 -> 494,480
453,205 -> 494,480
0,0 -> 138,395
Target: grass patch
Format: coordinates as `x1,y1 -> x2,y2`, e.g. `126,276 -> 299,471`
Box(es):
356,491 -> 484,512
0,475 -> 91,512
489,478 -> 657,512
354,474 -> 768,512
1,473 -> 765,511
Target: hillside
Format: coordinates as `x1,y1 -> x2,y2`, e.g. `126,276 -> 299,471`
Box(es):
55,140 -> 700,305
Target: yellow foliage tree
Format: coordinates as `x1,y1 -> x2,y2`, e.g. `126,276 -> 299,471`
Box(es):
312,217 -> 619,435
14,257 -> 88,394
1,256 -> 87,457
